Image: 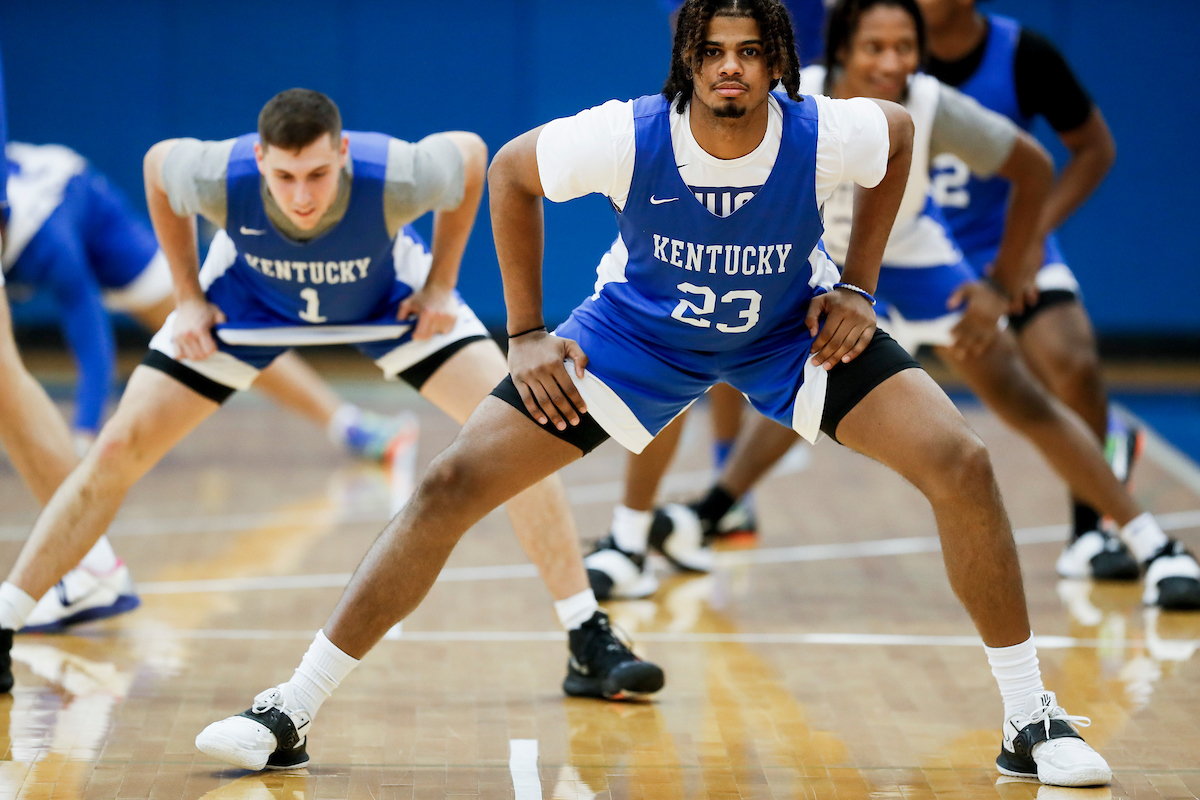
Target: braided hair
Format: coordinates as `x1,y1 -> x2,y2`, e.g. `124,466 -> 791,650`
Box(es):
663,0 -> 803,113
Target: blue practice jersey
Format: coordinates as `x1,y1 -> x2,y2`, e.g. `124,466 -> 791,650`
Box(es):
578,93 -> 824,353
219,131 -> 402,327
930,14 -> 1065,270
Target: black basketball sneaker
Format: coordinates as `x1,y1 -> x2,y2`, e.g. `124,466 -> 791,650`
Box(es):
564,611 -> 664,700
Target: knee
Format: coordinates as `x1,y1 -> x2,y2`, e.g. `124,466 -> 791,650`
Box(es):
415,447 -> 485,514
88,425 -> 149,484
1043,348 -> 1103,401
920,431 -> 998,503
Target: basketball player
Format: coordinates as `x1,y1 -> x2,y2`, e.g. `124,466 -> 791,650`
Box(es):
197,1 -> 1109,784
0,89 -> 656,704
600,0 -> 1200,612
3,141 -> 416,461
916,0 -> 1139,571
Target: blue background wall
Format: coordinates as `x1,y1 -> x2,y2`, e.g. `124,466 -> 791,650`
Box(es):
2,0 -> 1197,336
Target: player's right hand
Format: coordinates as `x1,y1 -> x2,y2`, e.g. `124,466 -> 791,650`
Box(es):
508,332 -> 589,431
172,298 -> 226,361
946,280 -> 1006,360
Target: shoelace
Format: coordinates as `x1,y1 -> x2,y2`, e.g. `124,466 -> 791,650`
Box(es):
1026,700 -> 1091,740
251,687 -> 284,714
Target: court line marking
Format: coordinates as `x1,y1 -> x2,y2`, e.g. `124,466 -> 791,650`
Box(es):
509,739 -> 542,800
63,628 -> 1194,649
134,510 -> 1200,595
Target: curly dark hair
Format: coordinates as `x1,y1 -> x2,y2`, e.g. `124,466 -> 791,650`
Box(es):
663,0 -> 803,113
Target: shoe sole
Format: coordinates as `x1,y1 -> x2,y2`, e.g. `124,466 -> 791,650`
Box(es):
21,594 -> 141,634
195,731 -> 273,771
1089,551 -> 1141,582
1154,577 -> 1200,610
996,762 -> 1111,787
563,661 -> 665,700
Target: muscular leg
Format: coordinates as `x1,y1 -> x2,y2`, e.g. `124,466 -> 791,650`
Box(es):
937,331 -> 1139,525
418,338 -> 588,602
6,366 -> 220,601
0,289 -> 78,504
708,382 -> 745,444
719,414 -> 800,498
131,299 -> 342,430
622,412 -> 687,512
835,369 -> 1029,647
1016,302 -> 1108,442
324,399 -> 582,657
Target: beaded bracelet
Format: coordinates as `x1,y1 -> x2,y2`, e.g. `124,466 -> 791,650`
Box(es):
832,282 -> 877,307
508,325 -> 547,339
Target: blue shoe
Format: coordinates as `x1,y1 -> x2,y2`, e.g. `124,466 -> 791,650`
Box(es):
342,410 -> 419,463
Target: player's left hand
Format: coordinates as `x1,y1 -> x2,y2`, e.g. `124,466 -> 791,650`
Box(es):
398,285 -> 459,340
806,288 -> 877,371
946,280 -> 1007,359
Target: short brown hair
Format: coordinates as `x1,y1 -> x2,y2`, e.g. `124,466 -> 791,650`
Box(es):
257,88 -> 342,151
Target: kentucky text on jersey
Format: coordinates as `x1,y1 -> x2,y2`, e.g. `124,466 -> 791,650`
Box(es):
241,254 -> 371,285
651,234 -> 793,276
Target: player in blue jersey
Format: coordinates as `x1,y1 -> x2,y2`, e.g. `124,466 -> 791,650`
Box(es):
916,0 -> 1141,571
618,0 -> 1198,611
197,1 -> 1109,785
0,89 -> 653,714
2,141 -> 419,461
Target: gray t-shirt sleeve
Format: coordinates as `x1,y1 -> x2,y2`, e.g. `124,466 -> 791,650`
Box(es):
161,138 -> 237,228
929,85 -> 1019,179
383,134 -> 465,237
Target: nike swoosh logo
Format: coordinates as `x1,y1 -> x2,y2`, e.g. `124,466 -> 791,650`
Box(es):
649,196 -> 678,205
240,226 -> 267,235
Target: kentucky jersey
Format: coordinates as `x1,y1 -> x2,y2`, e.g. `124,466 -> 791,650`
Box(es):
930,14 -> 1065,271
580,94 -> 827,353
212,131 -> 404,327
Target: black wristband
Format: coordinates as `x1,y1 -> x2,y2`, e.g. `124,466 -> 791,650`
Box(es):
508,325 -> 547,339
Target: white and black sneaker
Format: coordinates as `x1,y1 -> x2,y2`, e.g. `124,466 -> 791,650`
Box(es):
196,686 -> 312,771
647,504 -> 714,572
1142,539 -> 1200,610
1055,530 -> 1139,582
563,611 -> 664,700
997,691 -> 1111,787
584,536 -> 659,600
714,499 -> 758,539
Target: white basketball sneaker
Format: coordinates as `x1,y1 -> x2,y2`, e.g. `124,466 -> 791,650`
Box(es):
996,691 -> 1111,787
22,562 -> 140,633
584,537 -> 659,600
196,686 -> 311,771
648,504 -> 714,572
1142,539 -> 1200,610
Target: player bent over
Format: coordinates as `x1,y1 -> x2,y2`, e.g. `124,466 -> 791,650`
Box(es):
196,0 -> 1109,786
0,89 -> 660,710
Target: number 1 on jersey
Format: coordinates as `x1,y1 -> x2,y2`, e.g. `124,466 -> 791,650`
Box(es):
299,288 -> 327,323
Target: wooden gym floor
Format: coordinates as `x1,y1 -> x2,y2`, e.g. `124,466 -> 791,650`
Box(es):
0,370 -> 1198,800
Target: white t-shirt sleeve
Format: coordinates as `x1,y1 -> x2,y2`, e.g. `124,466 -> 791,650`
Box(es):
812,95 -> 891,205
535,99 -> 636,207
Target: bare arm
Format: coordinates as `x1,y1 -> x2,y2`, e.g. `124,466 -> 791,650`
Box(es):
487,127 -> 590,431
1041,107 -> 1115,236
399,131 -> 488,339
143,140 -> 225,359
989,130 -> 1054,295
806,99 -> 913,369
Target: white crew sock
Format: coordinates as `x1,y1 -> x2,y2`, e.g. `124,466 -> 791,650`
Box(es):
984,635 -> 1045,720
1121,512 -> 1169,563
79,536 -> 120,575
0,583 -> 37,631
327,403 -> 363,447
554,588 -> 600,631
611,505 -> 653,554
278,630 -> 360,721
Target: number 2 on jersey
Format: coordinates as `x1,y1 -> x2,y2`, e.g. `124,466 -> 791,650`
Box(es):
930,153 -> 971,208
299,287 -> 327,323
671,283 -> 761,334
